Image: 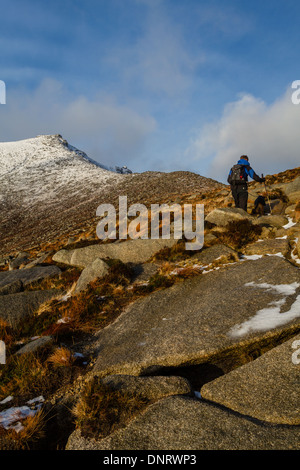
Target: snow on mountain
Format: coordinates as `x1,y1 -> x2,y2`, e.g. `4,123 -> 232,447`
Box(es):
0,134 -> 124,204
0,135 -> 127,253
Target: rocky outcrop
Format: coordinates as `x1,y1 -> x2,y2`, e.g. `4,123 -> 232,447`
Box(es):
279,176 -> 300,203
2,158 -> 300,451
201,334 -> 300,425
66,395 -> 300,450
92,256 -> 300,377
53,238 -> 179,267
205,208 -> 253,227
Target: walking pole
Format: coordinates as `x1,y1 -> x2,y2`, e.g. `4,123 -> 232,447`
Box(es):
262,174 -> 272,215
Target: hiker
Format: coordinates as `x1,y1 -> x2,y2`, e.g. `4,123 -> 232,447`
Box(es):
227,155 -> 265,212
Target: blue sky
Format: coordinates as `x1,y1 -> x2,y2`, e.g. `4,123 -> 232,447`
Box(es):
1,0 -> 300,182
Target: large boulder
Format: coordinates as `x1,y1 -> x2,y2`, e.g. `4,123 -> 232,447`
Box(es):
282,176 -> 300,196
288,191 -> 300,204
242,238 -> 290,257
53,239 -> 178,268
205,208 -> 253,227
66,396 -> 300,450
92,256 -> 300,377
201,334 -> 300,425
74,258 -> 109,294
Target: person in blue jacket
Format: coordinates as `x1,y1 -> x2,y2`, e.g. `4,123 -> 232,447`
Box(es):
227,155 -> 265,212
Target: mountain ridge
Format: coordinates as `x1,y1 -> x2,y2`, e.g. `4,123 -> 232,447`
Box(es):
0,134 -> 224,255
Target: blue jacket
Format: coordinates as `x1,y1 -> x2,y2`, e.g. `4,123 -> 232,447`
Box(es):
228,158 -> 262,184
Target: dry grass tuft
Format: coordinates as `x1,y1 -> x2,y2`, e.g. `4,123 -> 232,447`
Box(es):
150,240 -> 189,262
27,267 -> 82,292
47,347 -> 75,367
172,265 -> 203,278
217,219 -> 262,250
0,319 -> 14,351
0,353 -> 49,402
0,409 -> 46,450
73,377 -> 149,439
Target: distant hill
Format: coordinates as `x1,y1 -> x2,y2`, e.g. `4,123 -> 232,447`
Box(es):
0,134 -> 123,254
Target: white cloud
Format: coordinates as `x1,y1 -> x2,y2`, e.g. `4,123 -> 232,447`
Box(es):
0,78 -> 156,167
106,2 -> 203,97
185,87 -> 300,182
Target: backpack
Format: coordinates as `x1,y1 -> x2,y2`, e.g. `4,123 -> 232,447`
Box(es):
228,164 -> 247,185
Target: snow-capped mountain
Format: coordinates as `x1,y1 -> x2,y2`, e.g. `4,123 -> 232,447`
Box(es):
0,134 -> 124,203
0,135 -> 126,253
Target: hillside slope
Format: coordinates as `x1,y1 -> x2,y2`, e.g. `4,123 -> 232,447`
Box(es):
0,135 -> 224,255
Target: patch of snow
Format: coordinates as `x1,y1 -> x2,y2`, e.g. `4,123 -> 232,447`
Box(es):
170,265 -> 202,275
283,217 -> 296,229
242,253 -> 287,261
229,281 -> 300,337
10,422 -> 24,433
26,396 -> 44,405
59,293 -> 72,302
74,352 -> 84,358
241,254 -> 263,261
0,396 -> 13,405
0,406 -> 37,432
244,281 -> 300,296
291,238 -> 300,265
56,317 -> 71,324
267,252 -> 285,258
229,296 -> 300,337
